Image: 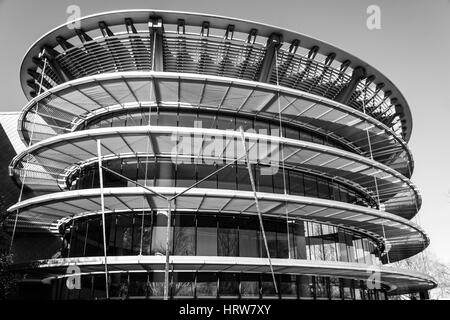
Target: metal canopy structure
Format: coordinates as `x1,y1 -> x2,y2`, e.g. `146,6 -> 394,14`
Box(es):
7,187 -> 428,263
18,72 -> 413,176
19,10 -> 413,141
10,127 -> 421,219
5,9 -> 435,299
12,256 -> 435,295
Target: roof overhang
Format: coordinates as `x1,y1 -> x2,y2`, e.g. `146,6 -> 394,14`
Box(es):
7,187 -> 429,262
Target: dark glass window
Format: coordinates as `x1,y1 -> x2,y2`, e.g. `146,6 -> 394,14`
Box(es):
238,216 -> 260,258
172,272 -> 195,298
288,171 -> 304,196
196,273 -> 217,298
114,214 -> 134,256
280,274 -> 297,299
128,273 -> 149,298
218,273 -> 239,298
261,274 -> 278,298
197,215 -> 217,256
173,214 -> 196,256
197,164 -> 217,189
175,163 -> 195,187
158,111 -> 177,126
148,272 -> 165,298
330,277 -> 341,300
151,213 -> 171,255
240,273 -> 260,298
218,216 -> 238,256
315,276 -> 329,299
298,275 -> 314,299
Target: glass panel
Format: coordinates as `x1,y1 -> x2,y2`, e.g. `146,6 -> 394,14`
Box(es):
172,272 -> 194,298
129,273 -> 149,298
110,273 -> 129,299
218,273 -> 239,298
280,274 -> 297,299
298,275 -> 314,299
288,171 -> 304,196
330,277 -> 341,300
239,216 -> 260,258
175,163 -> 195,187
173,214 -> 196,255
158,111 -> 177,126
115,214 -> 134,256
240,274 -> 259,298
148,272 -> 165,298
85,218 -> 101,257
196,215 -> 217,256
315,276 -> 329,299
218,216 -> 238,256
151,213 -> 172,255
261,274 -> 278,298
196,273 -> 217,298
294,222 -> 307,259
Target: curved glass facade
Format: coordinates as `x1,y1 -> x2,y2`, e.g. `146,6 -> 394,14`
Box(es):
61,213 -> 381,265
80,107 -> 355,153
67,158 -> 377,209
52,271 -> 388,300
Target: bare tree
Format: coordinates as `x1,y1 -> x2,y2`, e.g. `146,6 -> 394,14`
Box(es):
389,250 -> 450,300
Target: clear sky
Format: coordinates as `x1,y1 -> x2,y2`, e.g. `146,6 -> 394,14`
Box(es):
0,0 -> 449,262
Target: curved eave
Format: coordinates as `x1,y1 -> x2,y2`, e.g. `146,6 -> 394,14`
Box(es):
19,9 -> 413,141
11,256 -> 435,295
7,187 -> 429,262
10,126 -> 421,219
17,71 -> 414,176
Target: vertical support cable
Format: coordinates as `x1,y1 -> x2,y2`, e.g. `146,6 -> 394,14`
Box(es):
361,81 -> 390,264
163,200 -> 172,300
9,56 -> 48,252
239,127 -> 278,294
97,139 -> 110,299
139,19 -> 159,255
274,49 -> 292,259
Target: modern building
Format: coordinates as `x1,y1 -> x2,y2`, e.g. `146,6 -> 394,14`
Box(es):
1,10 -> 436,300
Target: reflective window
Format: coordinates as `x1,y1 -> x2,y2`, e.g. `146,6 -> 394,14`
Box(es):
196,273 -> 217,298
52,273 -> 389,300
83,108 -> 355,153
64,213 -> 381,265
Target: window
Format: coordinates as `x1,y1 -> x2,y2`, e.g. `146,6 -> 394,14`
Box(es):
239,216 -> 260,257
128,273 -> 149,298
172,273 -> 194,298
158,111 -> 177,126
148,272 -> 165,298
303,175 -> 318,197
315,276 -> 329,299
197,164 -> 217,189
261,274 -> 278,298
298,275 -> 314,299
196,215 -> 217,256
175,163 -> 195,187
151,213 -> 172,255
219,273 -> 239,298
288,171 -> 304,196
240,273 -> 260,298
218,216 -> 238,256
155,161 -> 174,187
293,222 -> 307,259
173,214 -> 196,256
280,275 -> 297,299
196,273 -> 217,298
115,214 -> 134,256
330,277 -> 341,300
